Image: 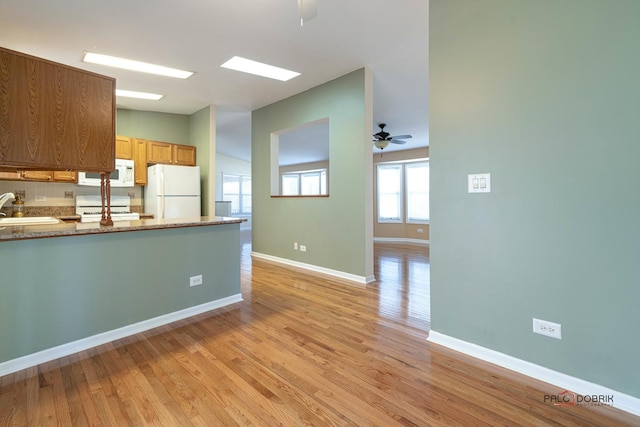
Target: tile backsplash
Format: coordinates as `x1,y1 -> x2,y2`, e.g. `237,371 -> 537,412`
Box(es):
0,181 -> 143,214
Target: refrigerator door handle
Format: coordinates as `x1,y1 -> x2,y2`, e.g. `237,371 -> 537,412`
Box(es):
159,171 -> 165,219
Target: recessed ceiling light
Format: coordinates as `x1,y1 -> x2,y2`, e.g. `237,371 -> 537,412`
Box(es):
116,89 -> 164,101
220,56 -> 300,81
82,52 -> 193,79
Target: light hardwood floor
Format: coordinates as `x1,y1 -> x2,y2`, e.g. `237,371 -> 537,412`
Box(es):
0,239 -> 637,426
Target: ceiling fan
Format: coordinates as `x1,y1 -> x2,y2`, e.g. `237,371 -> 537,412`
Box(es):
373,123 -> 412,150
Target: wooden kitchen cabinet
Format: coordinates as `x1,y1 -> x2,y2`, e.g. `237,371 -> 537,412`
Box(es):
52,170 -> 77,183
133,138 -> 148,185
173,144 -> 196,166
0,170 -> 22,180
0,47 -> 115,172
147,140 -> 173,164
0,169 -> 77,182
147,140 -> 196,166
115,135 -> 134,160
117,135 -> 148,184
21,170 -> 53,181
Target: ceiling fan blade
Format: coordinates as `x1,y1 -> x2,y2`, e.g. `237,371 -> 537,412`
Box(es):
390,139 -> 408,144
390,134 -> 412,140
297,0 -> 317,24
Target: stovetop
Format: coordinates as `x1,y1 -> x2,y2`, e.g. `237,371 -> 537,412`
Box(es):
76,195 -> 140,223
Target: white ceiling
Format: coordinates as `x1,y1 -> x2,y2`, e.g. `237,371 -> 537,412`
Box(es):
0,0 -> 429,163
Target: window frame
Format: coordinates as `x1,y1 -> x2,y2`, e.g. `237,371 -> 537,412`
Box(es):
281,168 -> 328,196
222,173 -> 252,215
376,160 -> 429,225
405,161 -> 429,224
376,163 -> 404,223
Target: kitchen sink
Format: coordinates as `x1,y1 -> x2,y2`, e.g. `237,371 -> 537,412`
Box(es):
0,216 -> 60,225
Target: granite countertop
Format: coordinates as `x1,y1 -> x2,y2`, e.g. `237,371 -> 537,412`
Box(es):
0,216 -> 244,241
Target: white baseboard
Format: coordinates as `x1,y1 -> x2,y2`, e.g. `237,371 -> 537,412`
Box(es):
251,252 -> 374,286
427,330 -> 640,417
374,237 -> 429,245
0,294 -> 244,378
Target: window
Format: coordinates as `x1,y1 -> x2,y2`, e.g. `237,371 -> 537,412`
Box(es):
281,169 -> 327,196
271,118 -> 330,196
406,162 -> 429,223
376,160 -> 429,224
282,174 -> 299,196
222,173 -> 252,215
377,164 -> 403,222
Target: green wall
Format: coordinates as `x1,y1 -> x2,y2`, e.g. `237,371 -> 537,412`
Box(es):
116,109 -> 190,144
0,224 -> 241,363
430,0 -> 640,397
116,107 -> 215,215
252,69 -> 374,279
190,105 -> 213,215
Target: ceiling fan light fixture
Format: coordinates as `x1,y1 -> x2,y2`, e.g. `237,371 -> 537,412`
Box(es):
297,0 -> 317,26
82,52 -> 193,79
374,140 -> 390,150
220,56 -> 300,81
373,123 -> 413,150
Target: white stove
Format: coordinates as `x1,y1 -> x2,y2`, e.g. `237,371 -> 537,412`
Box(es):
76,195 -> 140,223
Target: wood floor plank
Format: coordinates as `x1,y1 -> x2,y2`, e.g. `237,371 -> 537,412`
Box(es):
60,356 -> 91,427
0,241 -> 638,426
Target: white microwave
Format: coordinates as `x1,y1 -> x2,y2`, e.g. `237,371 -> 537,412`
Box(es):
78,158 -> 135,187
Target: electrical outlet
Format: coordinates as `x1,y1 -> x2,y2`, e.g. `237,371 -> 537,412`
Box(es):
190,274 -> 203,287
294,242 -> 298,250
299,245 -> 307,252
34,195 -> 46,202
417,228 -> 424,233
533,318 -> 562,339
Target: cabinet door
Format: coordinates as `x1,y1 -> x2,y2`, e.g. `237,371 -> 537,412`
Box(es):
173,144 -> 196,166
0,47 -> 115,172
0,170 -> 22,180
21,170 -> 53,181
133,138 -> 148,185
147,140 -> 173,164
0,169 -> 76,182
52,170 -> 77,183
115,136 -> 133,160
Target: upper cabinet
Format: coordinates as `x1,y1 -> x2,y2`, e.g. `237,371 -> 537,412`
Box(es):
20,170 -> 77,182
173,144 -> 196,166
0,168 -> 77,182
0,47 -> 115,172
115,135 -> 134,160
115,135 -> 147,185
132,138 -> 148,185
146,140 -> 173,164
117,137 -> 195,186
147,140 -> 196,166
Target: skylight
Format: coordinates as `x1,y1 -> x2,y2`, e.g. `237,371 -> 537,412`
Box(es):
220,56 -> 300,81
82,52 -> 193,79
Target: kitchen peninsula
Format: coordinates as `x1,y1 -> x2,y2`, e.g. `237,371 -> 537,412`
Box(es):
0,217 -> 244,376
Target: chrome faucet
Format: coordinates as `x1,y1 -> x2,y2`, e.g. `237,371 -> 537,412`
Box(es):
0,192 -> 15,216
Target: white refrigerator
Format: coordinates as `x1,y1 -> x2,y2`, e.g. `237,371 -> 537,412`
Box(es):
145,164 -> 201,219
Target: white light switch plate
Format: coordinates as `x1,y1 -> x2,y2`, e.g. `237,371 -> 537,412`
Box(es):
468,173 -> 491,193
